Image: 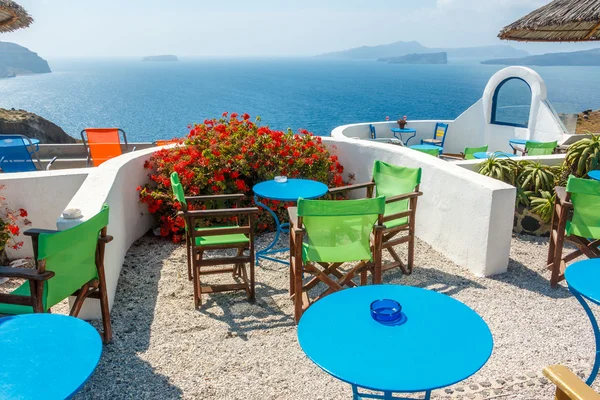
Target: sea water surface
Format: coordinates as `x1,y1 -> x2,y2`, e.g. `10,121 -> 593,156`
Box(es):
1,58 -> 599,141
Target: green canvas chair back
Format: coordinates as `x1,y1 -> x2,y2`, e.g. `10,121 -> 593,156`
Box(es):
526,141 -> 557,156
373,161 -> 421,228
464,145 -> 488,160
566,176 -> 600,239
171,172 -> 186,208
298,196 -> 385,263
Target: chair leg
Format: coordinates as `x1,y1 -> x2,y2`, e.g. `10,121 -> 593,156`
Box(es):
294,261 -> 304,323
186,235 -> 192,281
97,277 -> 113,344
249,256 -> 256,303
407,233 -> 415,275
551,233 -> 565,288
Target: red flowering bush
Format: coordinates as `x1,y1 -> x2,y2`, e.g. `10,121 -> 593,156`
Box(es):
138,112 -> 347,242
0,186 -> 31,252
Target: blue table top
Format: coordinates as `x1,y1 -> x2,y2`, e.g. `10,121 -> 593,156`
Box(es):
566,259 -> 600,305
391,128 -> 416,133
588,170 -> 600,181
409,144 -> 441,151
508,139 -> 528,145
0,314 -> 102,400
253,178 -> 329,202
0,138 -> 40,147
298,285 -> 493,393
473,151 -> 515,159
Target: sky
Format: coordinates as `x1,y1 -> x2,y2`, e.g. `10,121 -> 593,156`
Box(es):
3,0 -> 599,58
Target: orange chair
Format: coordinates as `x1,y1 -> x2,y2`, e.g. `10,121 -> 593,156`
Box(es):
154,139 -> 179,147
80,128 -> 133,167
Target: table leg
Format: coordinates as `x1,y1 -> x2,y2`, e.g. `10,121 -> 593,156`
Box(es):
570,288 -> 600,386
254,195 -> 290,266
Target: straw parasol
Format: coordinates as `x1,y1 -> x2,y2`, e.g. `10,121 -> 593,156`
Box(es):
499,0 -> 600,42
0,0 -> 32,33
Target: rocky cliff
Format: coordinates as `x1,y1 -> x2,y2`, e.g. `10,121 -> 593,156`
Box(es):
378,52 -> 448,65
0,42 -> 51,78
0,109 -> 76,144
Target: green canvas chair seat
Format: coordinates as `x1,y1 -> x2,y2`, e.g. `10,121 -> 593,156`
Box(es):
289,196 -> 386,322
194,226 -> 249,246
464,145 -> 488,160
526,141 -> 557,156
548,176 -> 600,287
170,172 -> 257,308
0,204 -> 113,343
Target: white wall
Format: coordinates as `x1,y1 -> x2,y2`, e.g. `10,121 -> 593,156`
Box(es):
0,169 -> 89,258
325,134 -> 515,277
57,148 -> 156,318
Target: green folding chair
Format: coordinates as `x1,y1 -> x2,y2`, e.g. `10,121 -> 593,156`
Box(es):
330,161 -> 423,275
464,145 -> 489,160
0,205 -> 113,343
288,196 -> 385,322
548,176 -> 600,287
171,172 -> 258,308
525,141 -> 557,156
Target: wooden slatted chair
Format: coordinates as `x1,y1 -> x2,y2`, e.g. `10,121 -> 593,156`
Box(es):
0,205 -> 113,343
171,172 -> 258,308
543,365 -> 600,400
421,122 -> 448,151
288,196 -> 385,322
330,161 -> 423,274
548,176 -> 600,287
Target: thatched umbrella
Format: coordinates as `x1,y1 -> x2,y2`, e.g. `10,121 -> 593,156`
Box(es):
0,0 -> 32,34
499,0 -> 600,42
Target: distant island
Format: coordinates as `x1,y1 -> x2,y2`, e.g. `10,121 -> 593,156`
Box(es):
142,55 -> 178,62
482,48 -> 600,66
316,40 -> 528,60
378,52 -> 447,65
0,41 -> 51,79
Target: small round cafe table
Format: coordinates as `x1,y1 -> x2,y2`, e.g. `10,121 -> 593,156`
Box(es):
298,285 -> 493,399
253,178 -> 328,265
473,151 -> 515,160
565,259 -> 600,385
0,314 -> 102,400
391,128 -> 417,146
588,170 -> 600,181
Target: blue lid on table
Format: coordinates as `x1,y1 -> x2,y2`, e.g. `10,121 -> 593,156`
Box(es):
298,285 -> 493,393
253,178 -> 328,202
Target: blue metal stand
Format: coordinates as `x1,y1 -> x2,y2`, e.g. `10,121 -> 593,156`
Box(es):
352,385 -> 431,400
391,128 -> 416,146
570,288 -> 600,385
254,194 -> 290,265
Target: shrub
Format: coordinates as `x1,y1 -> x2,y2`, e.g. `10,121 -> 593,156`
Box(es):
0,186 -> 30,252
138,113 -> 347,242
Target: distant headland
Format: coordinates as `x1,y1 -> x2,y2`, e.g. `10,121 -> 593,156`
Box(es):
0,41 -> 51,79
481,48 -> 600,66
142,55 -> 178,62
378,52 -> 447,65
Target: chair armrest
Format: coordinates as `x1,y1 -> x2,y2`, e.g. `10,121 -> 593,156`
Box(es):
0,266 -> 54,281
179,207 -> 259,219
287,207 -> 298,228
440,154 -> 464,161
328,182 -> 375,194
555,186 -> 572,209
185,194 -> 245,202
131,146 -> 137,152
24,228 -> 61,237
543,365 -> 600,400
99,235 -> 114,244
45,156 -> 58,171
386,191 -> 423,203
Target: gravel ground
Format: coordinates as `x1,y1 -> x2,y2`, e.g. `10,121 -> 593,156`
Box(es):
13,232 -> 600,399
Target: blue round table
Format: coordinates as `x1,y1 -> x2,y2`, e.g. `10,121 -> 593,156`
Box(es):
565,259 -> 600,385
298,285 -> 493,399
0,314 -> 102,399
473,151 -> 516,159
253,179 -> 328,265
588,170 -> 600,181
391,128 -> 417,146
509,138 -> 539,154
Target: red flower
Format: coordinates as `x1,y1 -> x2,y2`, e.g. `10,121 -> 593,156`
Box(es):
8,224 -> 19,235
230,171 -> 240,178
235,179 -> 246,191
242,113 -> 250,120
18,208 -> 27,218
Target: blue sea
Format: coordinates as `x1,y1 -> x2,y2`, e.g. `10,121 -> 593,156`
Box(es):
1,58 -> 599,141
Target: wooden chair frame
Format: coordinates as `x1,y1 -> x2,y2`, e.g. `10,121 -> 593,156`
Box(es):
178,194 -> 258,309
547,186 -> 600,287
329,182 -> 422,275
0,228 -> 113,343
288,207 -> 385,323
543,365 -> 600,400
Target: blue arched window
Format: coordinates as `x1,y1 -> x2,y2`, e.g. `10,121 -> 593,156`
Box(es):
491,78 -> 532,128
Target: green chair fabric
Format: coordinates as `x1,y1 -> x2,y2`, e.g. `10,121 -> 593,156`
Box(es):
373,161 -> 422,229
170,172 -> 249,246
0,205 -> 109,315
464,145 -> 489,160
566,176 -> 600,239
526,141 -> 557,156
298,196 -> 385,263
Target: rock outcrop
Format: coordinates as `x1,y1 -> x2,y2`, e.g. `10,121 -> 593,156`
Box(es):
0,108 -> 76,144
378,52 -> 448,65
0,41 -> 51,78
